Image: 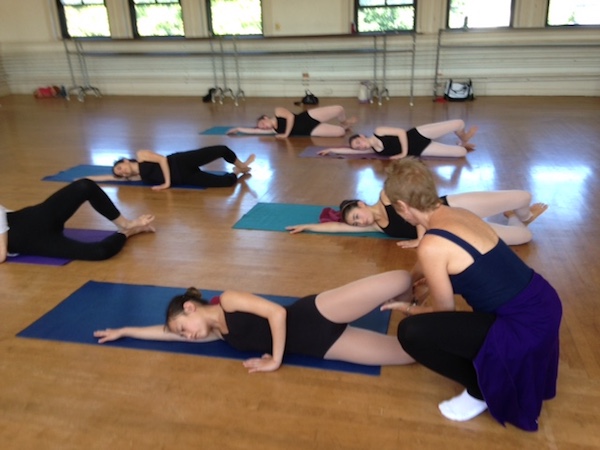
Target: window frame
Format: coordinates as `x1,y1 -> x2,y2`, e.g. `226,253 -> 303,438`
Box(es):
206,0 -> 264,37
354,0 -> 416,34
546,0 -> 600,27
127,0 -> 185,39
55,0 -> 111,39
446,0 -> 515,30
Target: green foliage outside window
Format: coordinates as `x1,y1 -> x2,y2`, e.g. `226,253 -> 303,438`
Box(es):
547,0 -> 600,26
133,2 -> 184,37
62,1 -> 110,37
209,0 -> 262,36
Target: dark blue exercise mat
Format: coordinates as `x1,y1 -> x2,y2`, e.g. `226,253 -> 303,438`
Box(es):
17,281 -> 392,376
42,165 -> 227,190
233,202 -> 394,239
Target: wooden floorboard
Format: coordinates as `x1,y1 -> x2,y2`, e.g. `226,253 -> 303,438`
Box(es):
1,94 -> 599,449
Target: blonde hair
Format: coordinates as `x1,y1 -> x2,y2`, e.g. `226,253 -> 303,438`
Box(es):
384,158 -> 440,212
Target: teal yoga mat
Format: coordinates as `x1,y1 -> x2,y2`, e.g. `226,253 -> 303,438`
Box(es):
233,202 -> 393,239
17,281 -> 391,376
199,126 -> 269,136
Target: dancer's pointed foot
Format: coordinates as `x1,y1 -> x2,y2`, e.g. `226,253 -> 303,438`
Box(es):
235,154 -> 255,174
342,116 -> 358,130
456,125 -> 478,144
504,203 -> 548,225
120,214 -> 156,237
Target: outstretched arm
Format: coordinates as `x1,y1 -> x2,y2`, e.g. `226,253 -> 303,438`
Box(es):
136,149 -> 171,190
286,221 -> 380,234
227,127 -> 276,135
84,174 -> 136,182
274,107 -> 295,139
94,325 -> 219,344
220,290 -> 287,373
318,147 -> 373,156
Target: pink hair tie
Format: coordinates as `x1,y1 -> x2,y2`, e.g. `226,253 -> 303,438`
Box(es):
209,296 -> 221,305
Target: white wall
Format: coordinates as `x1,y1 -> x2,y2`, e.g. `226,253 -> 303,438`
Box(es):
0,0 -> 599,98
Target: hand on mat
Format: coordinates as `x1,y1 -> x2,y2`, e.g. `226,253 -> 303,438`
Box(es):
226,128 -> 239,135
94,328 -> 124,343
317,149 -> 332,156
286,225 -> 308,234
151,183 -> 170,191
396,238 -> 420,249
242,354 -> 281,373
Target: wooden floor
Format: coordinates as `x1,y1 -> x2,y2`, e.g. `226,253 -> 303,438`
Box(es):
1,94 -> 599,449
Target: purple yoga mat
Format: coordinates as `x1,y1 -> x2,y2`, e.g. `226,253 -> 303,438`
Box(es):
7,229 -> 116,266
299,146 -> 391,160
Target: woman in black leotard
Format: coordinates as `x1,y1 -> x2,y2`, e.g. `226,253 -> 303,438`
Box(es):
317,120 -> 476,159
0,179 -> 154,263
380,158 -> 561,431
86,146 -> 255,191
227,105 -> 357,139
94,271 -> 415,373
286,189 -> 547,247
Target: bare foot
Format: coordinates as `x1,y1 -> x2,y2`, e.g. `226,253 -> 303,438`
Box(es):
236,154 -> 255,174
504,203 -> 548,225
117,214 -> 155,237
341,116 -> 358,130
462,142 -> 476,152
455,125 -> 478,144
122,223 -> 155,238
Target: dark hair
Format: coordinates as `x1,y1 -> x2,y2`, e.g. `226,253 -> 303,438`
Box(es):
348,134 -> 360,147
164,287 -> 207,327
256,114 -> 269,122
339,199 -> 360,223
112,158 -> 137,178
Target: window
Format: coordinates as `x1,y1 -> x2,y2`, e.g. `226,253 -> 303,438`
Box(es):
208,0 -> 263,36
356,0 -> 415,33
547,0 -> 600,26
56,0 -> 110,38
129,0 -> 184,37
448,0 -> 513,29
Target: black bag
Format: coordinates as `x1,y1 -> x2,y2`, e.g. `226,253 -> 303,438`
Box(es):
294,90 -> 319,106
444,79 -> 474,102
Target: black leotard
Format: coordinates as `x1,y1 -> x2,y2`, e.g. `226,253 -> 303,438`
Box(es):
374,128 -> 432,157
221,295 -> 347,358
380,196 -> 448,239
275,111 -> 321,136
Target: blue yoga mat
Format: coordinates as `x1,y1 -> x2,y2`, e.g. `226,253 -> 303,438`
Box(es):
233,202 -> 393,239
7,229 -> 117,266
17,281 -> 391,376
42,165 -> 223,190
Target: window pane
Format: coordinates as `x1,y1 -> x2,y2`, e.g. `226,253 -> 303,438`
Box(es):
61,1 -> 110,37
357,6 -> 414,32
448,0 -> 512,29
209,0 -> 262,36
133,1 -> 184,37
548,0 -> 600,26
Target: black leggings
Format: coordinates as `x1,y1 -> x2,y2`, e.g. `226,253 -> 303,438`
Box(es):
7,179 -> 126,260
397,311 -> 496,399
171,146 -> 238,187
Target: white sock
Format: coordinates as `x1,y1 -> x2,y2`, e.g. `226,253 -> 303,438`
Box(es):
438,389 -> 488,422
